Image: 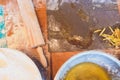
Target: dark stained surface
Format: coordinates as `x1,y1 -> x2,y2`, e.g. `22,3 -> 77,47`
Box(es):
47,0 -> 120,52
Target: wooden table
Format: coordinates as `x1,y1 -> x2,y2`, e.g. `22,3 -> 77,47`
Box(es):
51,51 -> 81,78
0,0 -> 120,80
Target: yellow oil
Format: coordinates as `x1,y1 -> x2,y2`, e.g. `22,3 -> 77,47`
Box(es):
64,62 -> 111,80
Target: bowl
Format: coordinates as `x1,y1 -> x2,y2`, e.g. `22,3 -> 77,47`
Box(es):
54,50 -> 120,80
0,48 -> 42,80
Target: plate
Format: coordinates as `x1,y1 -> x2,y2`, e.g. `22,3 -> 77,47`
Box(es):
54,50 -> 120,80
0,48 -> 42,80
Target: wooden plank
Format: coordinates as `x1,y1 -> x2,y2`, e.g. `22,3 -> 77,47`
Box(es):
51,51 -> 80,78
33,0 -> 47,32
17,0 -> 45,48
17,0 -> 47,68
37,47 -> 48,68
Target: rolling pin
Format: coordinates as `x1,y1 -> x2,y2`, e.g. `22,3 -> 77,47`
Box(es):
17,0 -> 47,68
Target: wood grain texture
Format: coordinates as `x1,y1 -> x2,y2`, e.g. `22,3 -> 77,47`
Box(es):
16,0 -> 48,68
0,0 -> 6,5
33,0 -> 51,79
17,0 -> 45,48
51,51 -> 81,78
0,0 -> 50,79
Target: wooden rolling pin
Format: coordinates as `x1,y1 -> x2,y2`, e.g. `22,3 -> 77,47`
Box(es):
17,0 -> 47,68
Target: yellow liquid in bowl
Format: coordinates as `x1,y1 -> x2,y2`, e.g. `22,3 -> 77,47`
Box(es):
64,62 -> 111,80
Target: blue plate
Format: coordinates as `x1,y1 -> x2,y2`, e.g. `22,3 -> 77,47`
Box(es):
54,50 -> 120,80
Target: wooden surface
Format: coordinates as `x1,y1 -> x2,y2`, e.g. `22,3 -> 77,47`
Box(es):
17,0 -> 47,68
17,0 -> 45,47
51,51 -> 81,78
0,0 -> 6,5
0,0 -> 50,80
1,0 -> 120,80
32,1 -> 120,80
47,1 -> 120,79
